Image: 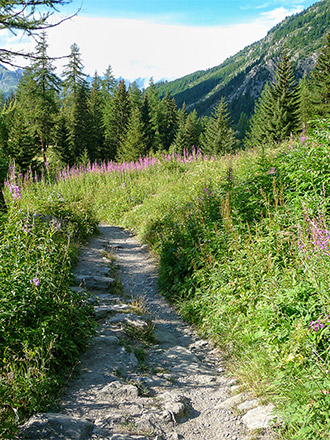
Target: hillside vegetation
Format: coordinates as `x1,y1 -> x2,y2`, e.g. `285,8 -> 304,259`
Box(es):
155,0 -> 330,124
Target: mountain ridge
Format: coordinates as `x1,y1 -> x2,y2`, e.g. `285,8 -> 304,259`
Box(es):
154,0 -> 330,125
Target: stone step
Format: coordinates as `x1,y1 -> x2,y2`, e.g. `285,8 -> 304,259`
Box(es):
18,413 -> 94,440
75,274 -> 115,290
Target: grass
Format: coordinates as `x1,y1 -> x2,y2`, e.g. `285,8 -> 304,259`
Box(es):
3,121 -> 330,438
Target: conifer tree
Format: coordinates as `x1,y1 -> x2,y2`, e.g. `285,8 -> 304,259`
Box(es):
245,83 -> 272,148
101,65 -> 117,100
117,107 -> 147,162
5,108 -> 38,172
25,31 -> 60,164
129,81 -> 143,109
140,93 -> 155,154
185,110 -> 203,152
103,80 -> 131,160
159,91 -> 178,151
263,53 -> 300,143
311,30 -> 330,118
88,72 -> 105,161
57,43 -> 90,165
246,53 -> 300,147
145,78 -> 162,151
171,105 -> 188,154
201,97 -> 236,155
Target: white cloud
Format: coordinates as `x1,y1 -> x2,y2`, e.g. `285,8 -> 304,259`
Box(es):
45,15 -> 274,81
0,6 -> 302,81
260,6 -> 303,23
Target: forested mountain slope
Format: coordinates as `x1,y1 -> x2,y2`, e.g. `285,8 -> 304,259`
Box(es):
155,0 -> 330,124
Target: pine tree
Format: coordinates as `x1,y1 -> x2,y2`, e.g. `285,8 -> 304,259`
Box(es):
117,107 -> 147,162
311,30 -> 330,118
201,97 -> 236,155
103,80 -> 131,160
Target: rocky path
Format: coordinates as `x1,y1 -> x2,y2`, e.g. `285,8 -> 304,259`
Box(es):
19,225 -> 277,440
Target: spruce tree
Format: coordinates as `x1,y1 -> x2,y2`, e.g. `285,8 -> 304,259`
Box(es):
57,43 -> 90,165
141,93 -> 155,154
185,110 -> 203,152
103,80 -> 131,160
263,53 -> 300,144
26,32 -> 60,164
246,53 -> 300,147
88,72 -> 105,161
245,83 -> 273,148
145,78 -> 162,151
5,108 -> 38,173
201,97 -> 236,155
159,91 -> 178,151
117,107 -> 147,162
101,65 -> 117,100
129,81 -> 143,109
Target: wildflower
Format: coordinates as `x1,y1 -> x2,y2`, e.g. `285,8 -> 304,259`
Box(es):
301,136 -> 306,143
9,184 -> 22,200
30,277 -> 40,287
267,167 -> 277,175
22,226 -> 31,234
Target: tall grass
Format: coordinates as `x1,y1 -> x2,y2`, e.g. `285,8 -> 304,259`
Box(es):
4,122 -> 330,438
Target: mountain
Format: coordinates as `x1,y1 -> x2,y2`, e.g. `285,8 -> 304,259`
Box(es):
154,0 -> 330,125
0,64 -> 22,97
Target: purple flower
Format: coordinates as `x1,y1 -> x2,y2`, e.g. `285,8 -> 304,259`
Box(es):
30,277 -> 40,287
267,167 -> 277,175
9,184 -> 22,200
22,226 -> 31,234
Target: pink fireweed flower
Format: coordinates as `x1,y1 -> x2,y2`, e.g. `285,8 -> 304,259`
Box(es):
30,277 -> 40,287
9,184 -> 22,200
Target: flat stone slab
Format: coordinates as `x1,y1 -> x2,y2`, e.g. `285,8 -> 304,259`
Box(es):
94,304 -> 131,319
242,404 -> 276,430
75,274 -> 115,290
18,413 -> 94,439
215,393 -> 246,410
92,335 -> 120,345
237,399 -> 260,412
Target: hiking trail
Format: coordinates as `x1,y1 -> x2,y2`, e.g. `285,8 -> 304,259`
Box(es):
19,225 -> 278,440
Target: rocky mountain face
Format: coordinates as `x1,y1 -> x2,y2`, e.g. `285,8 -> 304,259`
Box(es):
155,0 -> 330,124
0,64 -> 22,97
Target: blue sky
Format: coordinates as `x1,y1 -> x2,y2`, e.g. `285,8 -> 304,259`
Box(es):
72,0 -> 317,25
0,0 -> 319,83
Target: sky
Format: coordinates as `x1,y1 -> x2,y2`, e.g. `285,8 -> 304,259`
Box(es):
0,0 -> 319,84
